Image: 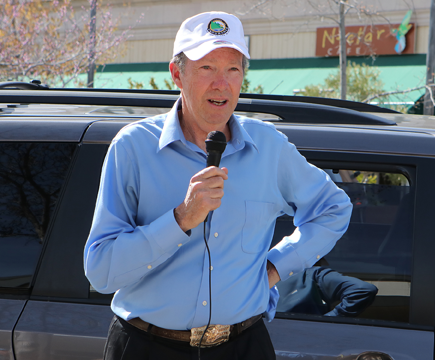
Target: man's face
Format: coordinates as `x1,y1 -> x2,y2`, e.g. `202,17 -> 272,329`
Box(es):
173,47 -> 244,133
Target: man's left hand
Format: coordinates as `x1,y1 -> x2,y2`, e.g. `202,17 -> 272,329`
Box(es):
267,261 -> 280,288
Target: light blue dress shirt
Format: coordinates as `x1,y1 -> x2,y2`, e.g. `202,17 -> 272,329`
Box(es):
84,98 -> 352,330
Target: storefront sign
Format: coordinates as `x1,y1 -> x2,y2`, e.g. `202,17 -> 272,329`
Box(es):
315,23 -> 415,57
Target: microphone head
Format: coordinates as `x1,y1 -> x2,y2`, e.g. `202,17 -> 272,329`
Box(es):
206,131 -> 227,143
205,131 -> 227,154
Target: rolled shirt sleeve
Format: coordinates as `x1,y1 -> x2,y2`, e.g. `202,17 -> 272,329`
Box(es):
268,138 -> 353,282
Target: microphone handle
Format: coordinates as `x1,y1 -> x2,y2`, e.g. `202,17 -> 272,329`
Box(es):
205,151 -> 223,222
206,151 -> 222,168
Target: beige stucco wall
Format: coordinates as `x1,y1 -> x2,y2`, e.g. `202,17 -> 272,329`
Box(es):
250,32 -> 317,59
116,39 -> 174,63
416,25 -> 430,54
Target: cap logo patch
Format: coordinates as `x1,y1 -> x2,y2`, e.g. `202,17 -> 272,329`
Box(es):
213,40 -> 232,45
207,18 -> 229,35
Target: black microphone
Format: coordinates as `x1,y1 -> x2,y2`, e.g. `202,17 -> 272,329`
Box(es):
205,131 -> 227,167
204,131 -> 227,223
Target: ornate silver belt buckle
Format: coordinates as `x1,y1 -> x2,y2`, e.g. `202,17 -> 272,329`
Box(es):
190,324 -> 231,348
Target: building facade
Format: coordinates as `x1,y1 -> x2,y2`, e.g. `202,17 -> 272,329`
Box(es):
75,0 -> 432,104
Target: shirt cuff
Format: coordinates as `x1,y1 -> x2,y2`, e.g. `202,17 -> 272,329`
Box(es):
267,247 -> 304,282
140,208 -> 191,254
264,286 -> 279,322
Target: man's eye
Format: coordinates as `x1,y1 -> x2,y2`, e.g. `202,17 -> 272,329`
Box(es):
230,67 -> 240,71
202,65 -> 211,70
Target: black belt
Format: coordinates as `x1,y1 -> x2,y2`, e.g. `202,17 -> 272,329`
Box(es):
126,314 -> 262,344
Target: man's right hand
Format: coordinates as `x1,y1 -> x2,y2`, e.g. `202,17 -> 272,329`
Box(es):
174,166 -> 228,232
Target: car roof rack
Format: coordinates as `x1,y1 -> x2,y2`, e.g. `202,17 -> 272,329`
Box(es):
0,82 -> 396,126
237,98 -> 396,125
0,80 -> 49,90
239,93 -> 399,114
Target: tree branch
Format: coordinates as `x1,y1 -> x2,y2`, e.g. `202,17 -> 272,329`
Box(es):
363,84 -> 435,105
235,0 -> 271,16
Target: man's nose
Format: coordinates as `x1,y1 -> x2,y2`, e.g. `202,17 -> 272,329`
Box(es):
212,73 -> 229,91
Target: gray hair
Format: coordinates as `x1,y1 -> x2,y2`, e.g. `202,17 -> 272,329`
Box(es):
171,52 -> 249,75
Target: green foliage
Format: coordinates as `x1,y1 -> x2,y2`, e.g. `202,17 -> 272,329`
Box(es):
379,173 -> 409,186
131,77 -> 176,90
241,69 -> 264,94
354,171 -> 408,186
149,77 -> 158,90
163,78 -> 176,90
127,77 -> 176,90
127,78 -> 144,89
298,62 -> 384,103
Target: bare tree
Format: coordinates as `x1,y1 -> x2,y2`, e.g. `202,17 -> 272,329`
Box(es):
0,0 -> 142,87
299,62 -> 385,102
238,0 -> 402,100
364,84 -> 435,108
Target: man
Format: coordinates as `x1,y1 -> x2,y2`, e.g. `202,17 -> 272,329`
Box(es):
276,258 -> 378,317
84,11 -> 352,360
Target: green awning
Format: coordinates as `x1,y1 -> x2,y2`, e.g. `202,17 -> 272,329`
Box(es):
248,57 -> 426,104
87,54 -> 427,105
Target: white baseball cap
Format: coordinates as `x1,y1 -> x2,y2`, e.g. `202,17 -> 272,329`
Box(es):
173,11 -> 250,61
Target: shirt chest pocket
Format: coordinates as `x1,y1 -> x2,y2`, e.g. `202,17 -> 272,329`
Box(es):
242,201 -> 277,254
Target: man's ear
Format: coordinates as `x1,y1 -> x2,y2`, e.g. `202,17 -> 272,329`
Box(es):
169,62 -> 183,90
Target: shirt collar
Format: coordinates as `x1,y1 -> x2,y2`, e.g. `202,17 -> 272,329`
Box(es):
227,114 -> 259,153
158,97 -> 259,153
158,97 -> 187,152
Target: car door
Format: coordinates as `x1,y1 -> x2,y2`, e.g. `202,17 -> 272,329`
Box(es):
0,140 -> 77,360
10,142 -> 114,360
12,122 -> 128,360
0,115 -> 112,360
0,299 -> 26,360
265,148 -> 435,360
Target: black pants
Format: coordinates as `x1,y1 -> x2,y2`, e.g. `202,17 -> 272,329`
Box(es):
103,316 -> 276,360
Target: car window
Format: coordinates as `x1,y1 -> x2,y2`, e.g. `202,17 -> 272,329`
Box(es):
273,168 -> 413,324
0,143 -> 76,289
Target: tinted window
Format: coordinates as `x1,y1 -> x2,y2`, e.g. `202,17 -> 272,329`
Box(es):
273,168 -> 413,323
0,143 -> 76,288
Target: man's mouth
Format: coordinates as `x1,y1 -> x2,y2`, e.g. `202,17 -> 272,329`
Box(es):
208,99 -> 227,106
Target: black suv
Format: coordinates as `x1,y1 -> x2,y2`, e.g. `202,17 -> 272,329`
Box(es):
0,83 -> 434,360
